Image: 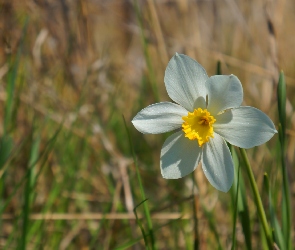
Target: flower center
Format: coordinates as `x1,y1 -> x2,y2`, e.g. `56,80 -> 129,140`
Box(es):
182,108 -> 216,147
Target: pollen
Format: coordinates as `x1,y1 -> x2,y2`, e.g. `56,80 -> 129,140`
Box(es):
182,108 -> 216,147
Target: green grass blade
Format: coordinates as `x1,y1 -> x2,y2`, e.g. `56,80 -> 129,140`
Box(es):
123,116 -> 156,249
0,135 -> 14,169
2,21 -> 29,246
133,198 -> 150,248
0,125 -> 61,215
277,71 -> 286,137
0,135 -> 14,196
115,217 -> 186,250
4,17 -> 29,133
115,239 -> 144,250
216,61 -> 222,75
133,0 -> 159,103
19,155 -> 31,250
230,145 -> 240,250
239,148 -> 273,249
230,146 -> 252,250
3,214 -> 20,250
277,71 -> 292,250
0,134 -> 14,234
26,125 -> 64,244
0,135 -> 31,222
201,204 -> 223,250
28,135 -> 41,203
263,173 -> 285,250
114,236 -> 147,250
19,133 -> 41,249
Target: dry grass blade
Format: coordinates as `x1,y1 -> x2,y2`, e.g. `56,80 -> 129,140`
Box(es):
2,213 -> 192,220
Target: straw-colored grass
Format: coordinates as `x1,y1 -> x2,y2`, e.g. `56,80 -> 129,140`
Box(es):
0,0 -> 294,249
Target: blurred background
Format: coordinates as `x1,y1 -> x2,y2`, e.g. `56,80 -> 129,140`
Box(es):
0,0 -> 294,249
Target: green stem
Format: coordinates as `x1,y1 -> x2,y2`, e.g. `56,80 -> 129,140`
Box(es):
239,148 -> 273,249
231,159 -> 240,250
278,124 -> 292,249
191,174 -> 199,250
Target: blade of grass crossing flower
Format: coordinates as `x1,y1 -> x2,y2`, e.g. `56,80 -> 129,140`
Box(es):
216,63 -> 250,250
218,64 -> 236,250
230,146 -> 252,250
218,65 -> 242,250
239,148 -> 274,249
123,116 -> 156,250
263,173 -> 285,250
133,0 -> 159,103
277,71 -> 292,250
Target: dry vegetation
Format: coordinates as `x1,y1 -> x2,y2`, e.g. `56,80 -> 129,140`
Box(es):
0,0 -> 294,249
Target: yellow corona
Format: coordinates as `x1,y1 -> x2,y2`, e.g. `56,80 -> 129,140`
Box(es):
182,108 -> 216,147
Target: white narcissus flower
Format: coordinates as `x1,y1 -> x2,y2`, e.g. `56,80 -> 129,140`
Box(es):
132,53 -> 277,192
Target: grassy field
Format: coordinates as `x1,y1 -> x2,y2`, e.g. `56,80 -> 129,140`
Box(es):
0,0 -> 295,249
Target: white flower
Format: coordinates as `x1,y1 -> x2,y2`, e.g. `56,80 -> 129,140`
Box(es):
132,53 -> 277,192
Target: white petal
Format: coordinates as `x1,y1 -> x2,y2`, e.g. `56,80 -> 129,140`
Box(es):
202,134 -> 234,192
160,131 -> 202,179
164,53 -> 208,111
132,102 -> 187,134
214,106 -> 277,148
207,75 -> 243,115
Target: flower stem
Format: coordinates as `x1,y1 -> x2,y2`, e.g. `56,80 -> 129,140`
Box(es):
239,148 -> 274,249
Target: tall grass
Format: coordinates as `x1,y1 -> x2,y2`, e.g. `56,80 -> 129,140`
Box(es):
0,0 -> 294,249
